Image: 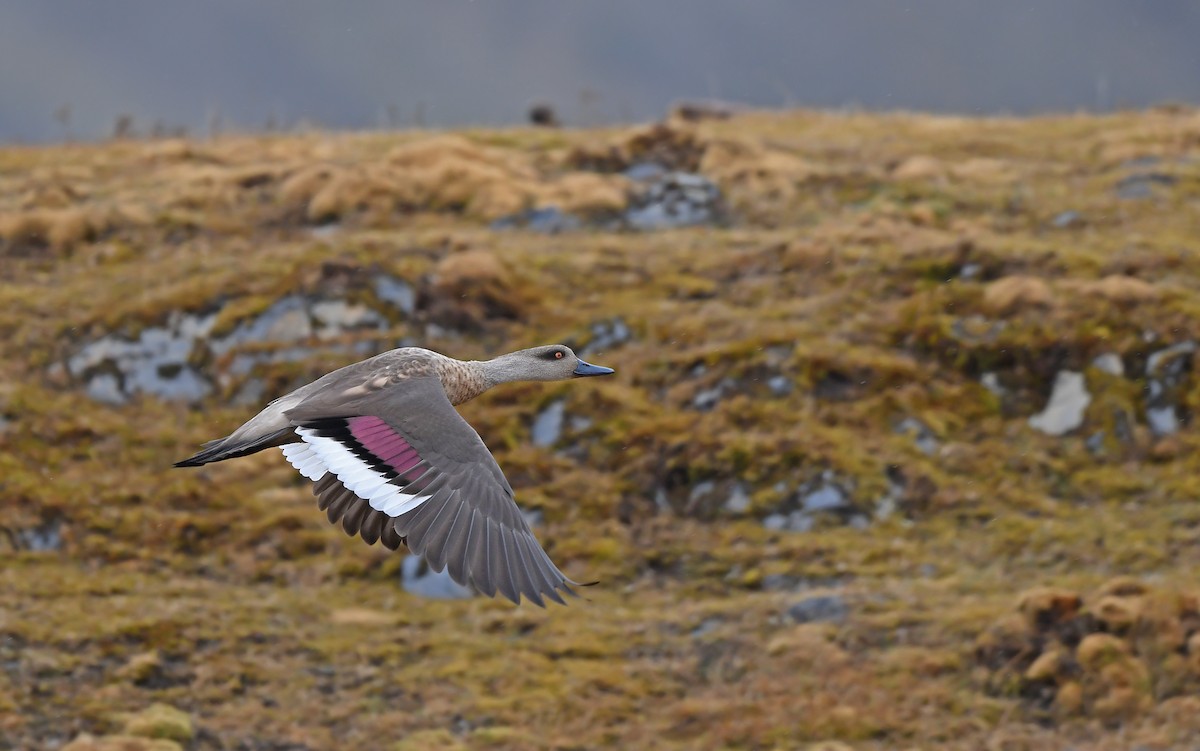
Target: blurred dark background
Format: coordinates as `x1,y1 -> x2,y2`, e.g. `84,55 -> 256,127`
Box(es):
2,0 -> 1199,142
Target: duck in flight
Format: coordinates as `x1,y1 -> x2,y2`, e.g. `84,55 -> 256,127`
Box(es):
176,344 -> 614,606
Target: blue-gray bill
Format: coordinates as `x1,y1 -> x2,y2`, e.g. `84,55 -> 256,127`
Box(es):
572,360 -> 614,377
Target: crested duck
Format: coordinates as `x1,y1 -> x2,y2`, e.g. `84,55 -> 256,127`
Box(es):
176,344 -> 614,606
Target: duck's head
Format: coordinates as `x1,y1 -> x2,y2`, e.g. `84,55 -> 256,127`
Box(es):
488,344 -> 615,383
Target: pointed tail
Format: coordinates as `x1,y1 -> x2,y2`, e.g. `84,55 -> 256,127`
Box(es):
174,428 -> 296,467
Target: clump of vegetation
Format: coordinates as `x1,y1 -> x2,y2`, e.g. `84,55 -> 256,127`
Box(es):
976,579 -> 1200,724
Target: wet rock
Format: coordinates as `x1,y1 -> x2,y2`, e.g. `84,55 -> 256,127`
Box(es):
374,275 -> 416,316
531,400 -> 565,447
121,703 -> 193,743
401,556 -> 474,600
1029,370 -> 1090,436
1091,352 -> 1124,377
1116,173 -> 1176,200
894,417 -> 939,455
787,595 -> 848,624
625,171 -> 724,230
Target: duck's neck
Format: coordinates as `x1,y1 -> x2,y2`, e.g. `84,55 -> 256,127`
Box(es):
430,356 -> 489,405
436,354 -> 537,405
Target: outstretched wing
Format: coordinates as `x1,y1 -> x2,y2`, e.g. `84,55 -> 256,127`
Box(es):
281,375 -> 581,606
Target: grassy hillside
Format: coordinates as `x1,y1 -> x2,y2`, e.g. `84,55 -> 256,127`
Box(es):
2,108 -> 1200,751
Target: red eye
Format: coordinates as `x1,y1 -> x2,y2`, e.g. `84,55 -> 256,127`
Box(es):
554,351 -> 564,359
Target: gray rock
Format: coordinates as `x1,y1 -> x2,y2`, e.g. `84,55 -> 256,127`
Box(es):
1144,341 -> 1195,437
895,417 -> 939,455
531,400 -> 565,447
762,513 -> 789,531
787,595 -> 848,624
310,300 -> 384,339
981,371 -> 1006,397
959,263 -> 982,280
761,511 -> 815,533
491,206 -> 582,234
723,483 -> 752,514
1116,173 -> 1176,200
1051,210 -> 1083,228
580,317 -> 632,355
767,375 -> 792,396
85,373 -> 127,405
310,223 -> 341,239
68,310 -> 220,404
801,484 -> 849,513
401,556 -> 474,600
692,379 -> 735,411
1028,370 -> 1090,435
1091,352 -> 1124,377
210,295 -> 312,356
688,480 -> 716,507
623,162 -> 667,182
232,378 -> 267,407
374,275 -> 416,316
1146,406 -> 1179,436
625,171 -> 723,230
1146,340 -> 1195,376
